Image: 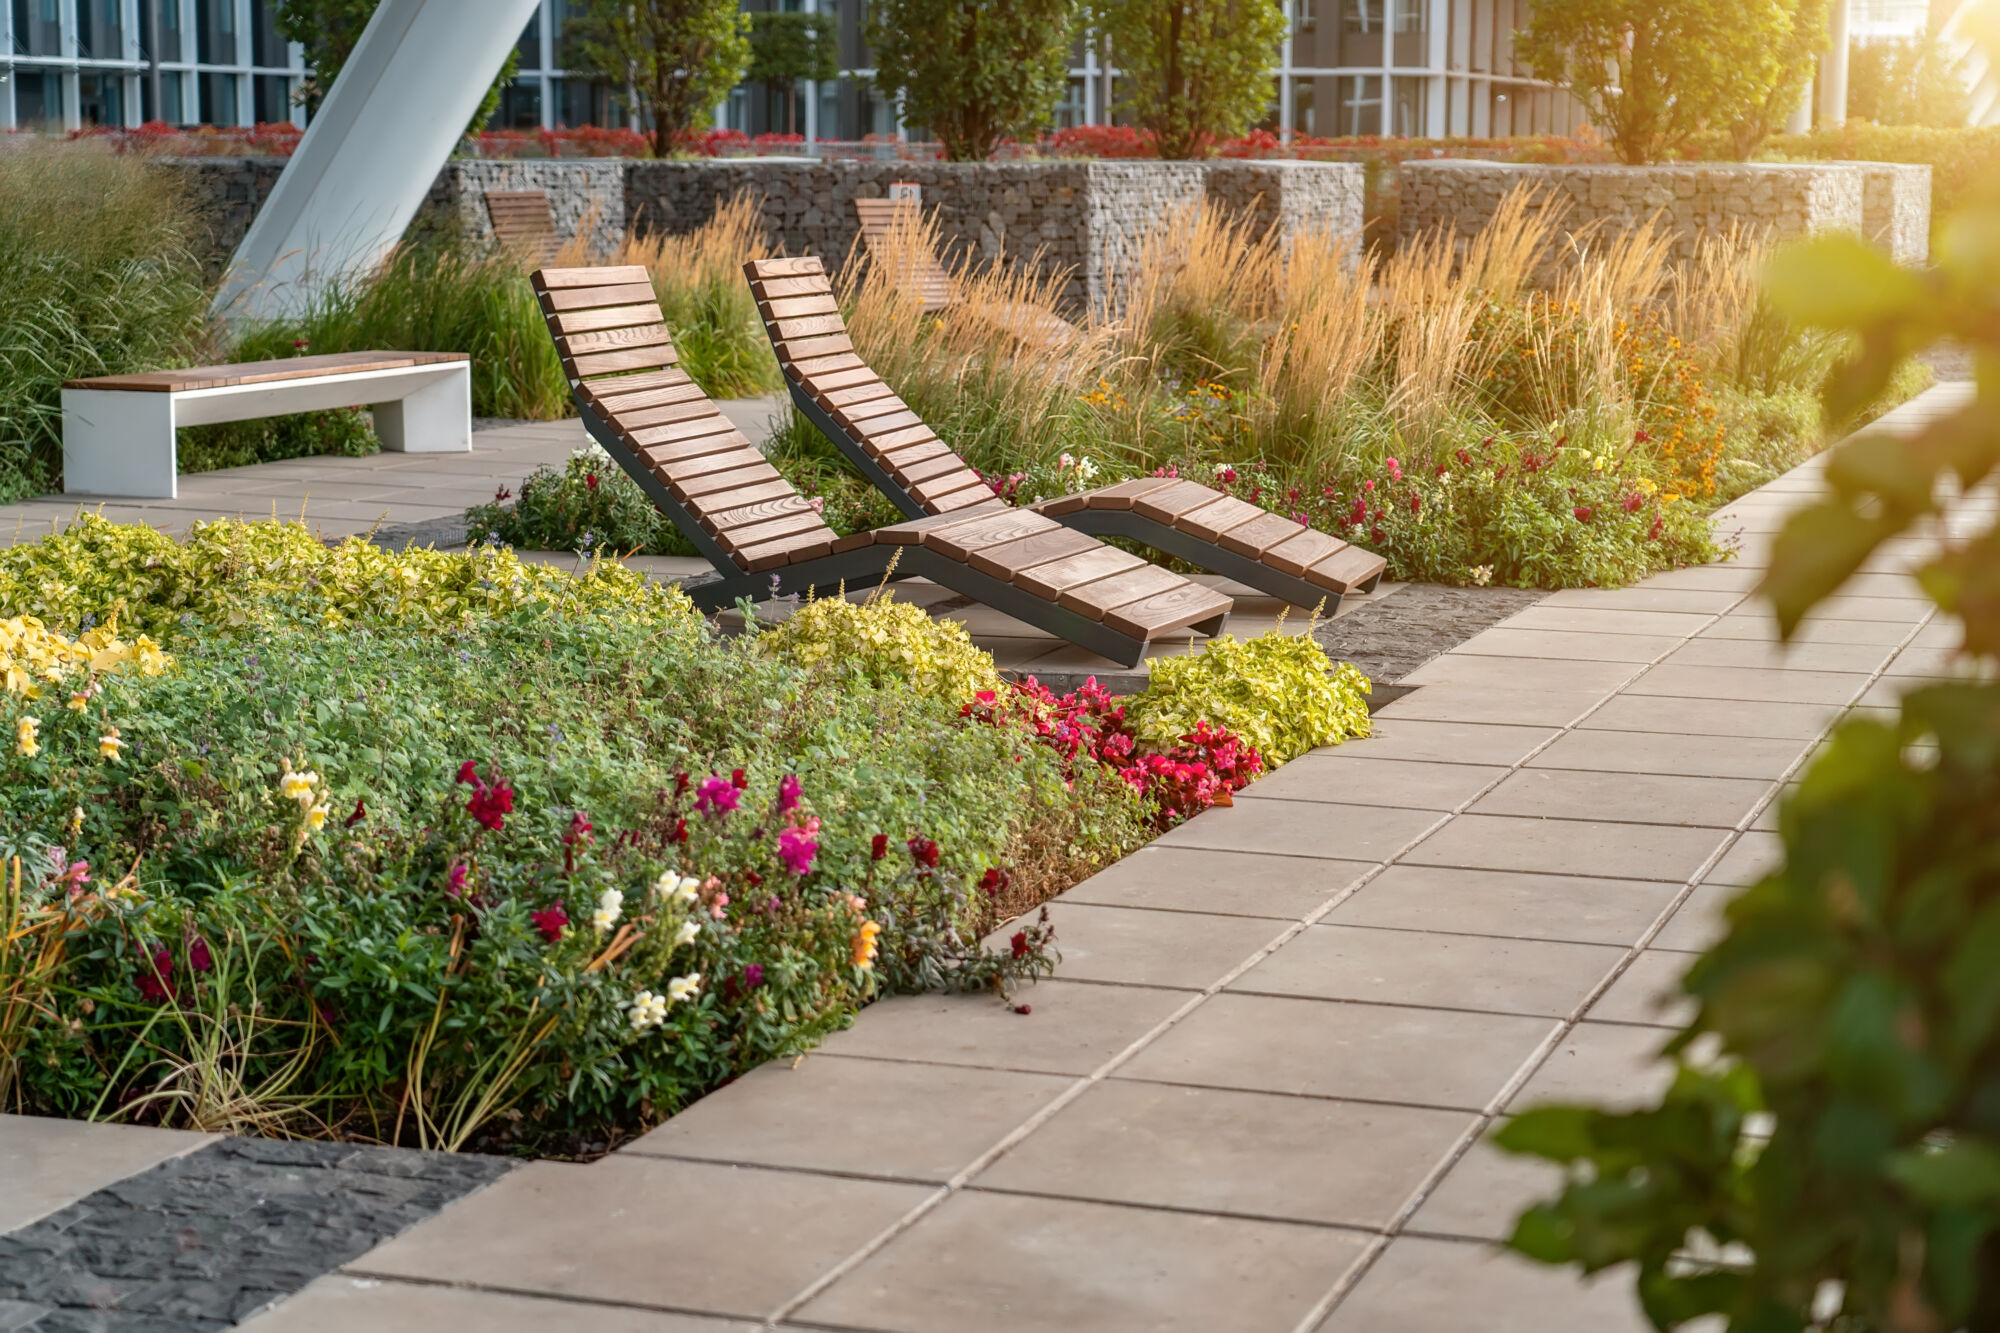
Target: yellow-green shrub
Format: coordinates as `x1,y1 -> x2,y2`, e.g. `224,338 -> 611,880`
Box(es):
1128,629 -> 1371,766
0,515 -> 698,639
757,592 -> 1002,702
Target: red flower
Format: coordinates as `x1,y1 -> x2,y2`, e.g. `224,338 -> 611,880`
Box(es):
730,768 -> 749,789
778,826 -> 818,876
447,862 -> 468,897
1573,506 -> 1594,522
743,964 -> 766,990
907,836 -> 941,870
695,776 -> 740,817
564,811 -> 593,844
870,833 -> 889,861
455,760 -> 480,785
530,901 -> 568,942
187,936 -> 214,975
343,797 -> 367,828
466,777 -> 514,831
1409,492 -> 1422,514
979,866 -> 1011,897
1634,428 -> 1651,443
585,472 -> 600,491
1010,931 -> 1031,959
136,945 -> 175,1003
1622,491 -> 1646,513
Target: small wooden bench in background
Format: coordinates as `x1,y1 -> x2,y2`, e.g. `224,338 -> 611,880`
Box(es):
485,190 -> 557,263
62,351 -> 472,499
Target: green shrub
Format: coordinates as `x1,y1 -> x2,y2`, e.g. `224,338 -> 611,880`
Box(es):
0,146 -> 215,501
468,446 -> 693,557
758,590 -> 1004,703
176,407 -> 380,474
1752,124 -> 2000,240
1127,628 -> 1370,766
0,513 -> 696,641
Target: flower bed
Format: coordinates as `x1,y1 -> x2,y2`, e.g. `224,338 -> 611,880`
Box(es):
0,517 -> 1366,1151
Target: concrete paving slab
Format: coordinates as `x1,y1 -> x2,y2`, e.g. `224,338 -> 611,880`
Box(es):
1587,950 -> 1699,1029
1470,768 -> 1770,828
1399,653 -> 1646,692
1651,884 -> 1740,954
1405,1136 -> 1564,1243
1325,866 -> 1683,948
1153,798 -> 1440,863
1333,719 -> 1560,767
1508,1022 -> 1675,1113
621,1054 -> 1072,1182
1451,626 -> 1683,662
1662,636 -> 1899,673
1118,993 -> 1559,1110
0,1115 -> 216,1235
1235,754 -> 1507,810
1375,684 -> 1608,727
1704,831 -> 1784,885
1625,663 -> 1872,706
1579,694 -> 1842,740
1537,587 -> 1743,614
1528,730 -> 1807,781
238,1275 -> 752,1332
1403,814 -> 1730,882
1501,605 -> 1716,637
1319,1235 -> 1652,1333
1059,847 -> 1375,919
1232,924 -> 1624,1018
976,1079 -> 1473,1228
1031,903 -> 1290,989
347,1157 -> 931,1321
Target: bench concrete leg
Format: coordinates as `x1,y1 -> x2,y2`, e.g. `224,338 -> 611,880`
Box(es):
371,363 -> 471,452
61,388 -> 179,500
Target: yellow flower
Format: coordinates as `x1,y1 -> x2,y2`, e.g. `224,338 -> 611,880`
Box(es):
1636,477 -> 1657,496
66,691 -> 89,712
280,768 -> 318,803
853,920 -> 883,970
15,715 -> 40,757
98,728 -> 123,761
306,802 -> 329,831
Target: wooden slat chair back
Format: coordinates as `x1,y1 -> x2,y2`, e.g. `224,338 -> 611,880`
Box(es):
854,197 -> 957,313
531,264 -> 842,573
533,262 -> 1231,663
745,256 -> 1387,612
487,190 -> 558,263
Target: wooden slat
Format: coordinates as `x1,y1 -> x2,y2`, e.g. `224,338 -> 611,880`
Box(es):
580,369 -> 692,402
910,470 -> 988,507
586,379 -> 707,415
1131,479 -> 1225,523
835,395 -> 911,427
935,488 -> 1007,515
790,352 -> 866,378
1303,544 -> 1389,594
722,509 -> 837,554
872,511 -> 1002,546
750,275 -> 835,301
1173,494 -> 1267,542
1057,563 -> 1187,622
552,302 -> 666,336
661,448 -> 766,484
894,453 -> 966,487
632,431 -> 746,468
819,380 -> 893,410
65,350 -> 468,393
561,323 -> 673,357
708,495 -> 816,537
854,410 -> 925,439
738,530 -> 836,571
540,281 -> 657,312
1031,493 -> 1088,518
1013,546 -> 1147,600
965,525 -> 1100,580
1217,511 -> 1309,558
701,480 -> 797,517
872,424 -> 937,453
773,313 -> 847,341
763,293 -> 841,319
567,345 -> 678,378
537,264 -> 650,289
777,332 -> 854,362
802,366 -> 878,396
926,508 -> 1060,561
617,398 -> 726,431
1077,477 -> 1182,510
675,462 -> 784,502
875,438 -> 951,472
1103,582 -> 1233,639
1262,527 -> 1349,579
627,415 -> 737,447
746,257 -> 827,279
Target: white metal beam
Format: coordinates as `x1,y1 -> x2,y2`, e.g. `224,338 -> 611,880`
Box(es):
214,0 -> 540,323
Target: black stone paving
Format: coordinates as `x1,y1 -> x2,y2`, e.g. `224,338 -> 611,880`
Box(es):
1315,581 -> 1545,685
0,1138 -> 512,1331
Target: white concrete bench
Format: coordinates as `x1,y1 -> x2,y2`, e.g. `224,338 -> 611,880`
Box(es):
61,351 -> 473,499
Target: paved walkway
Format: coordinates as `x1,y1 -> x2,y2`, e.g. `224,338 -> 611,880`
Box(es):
0,383 -> 1979,1331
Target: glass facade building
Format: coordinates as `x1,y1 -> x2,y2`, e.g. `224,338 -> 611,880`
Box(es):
1,0 -> 1577,139
2,0 -> 304,130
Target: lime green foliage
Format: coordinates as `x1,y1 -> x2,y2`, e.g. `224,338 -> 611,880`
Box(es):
1497,41 -> 2000,1325
758,592 -> 1004,703
1092,0 -> 1288,160
867,0 -> 1080,161
1128,629 -> 1370,766
231,242 -> 571,421
0,146 -> 214,502
176,408 -> 380,475
0,514 -> 697,641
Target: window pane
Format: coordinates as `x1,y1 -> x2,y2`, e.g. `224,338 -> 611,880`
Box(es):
1336,74 -> 1381,135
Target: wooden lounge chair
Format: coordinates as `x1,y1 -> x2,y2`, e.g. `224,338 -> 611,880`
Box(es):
853,197 -> 1078,350
529,264 -> 1231,667
745,256 -> 1389,613
486,190 -> 557,263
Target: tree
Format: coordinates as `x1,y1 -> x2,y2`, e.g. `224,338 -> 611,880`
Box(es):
274,0 -> 515,133
1848,33 -> 1973,127
747,11 -> 839,137
1726,0 -> 1830,159
867,0 -> 1079,163
1092,0 -> 1284,160
565,0 -> 751,157
1495,14 -> 2000,1329
1516,0 -> 1795,164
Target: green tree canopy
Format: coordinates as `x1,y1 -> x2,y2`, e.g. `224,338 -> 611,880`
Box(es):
1728,0 -> 1831,158
1849,32 -> 1974,127
565,0 -> 751,157
273,0 -> 514,133
747,11 -> 840,137
1517,0 -> 1797,164
1092,0 -> 1284,160
867,0 -> 1079,162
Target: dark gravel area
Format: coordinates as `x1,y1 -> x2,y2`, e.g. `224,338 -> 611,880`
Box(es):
367,514 -> 470,551
0,1138 -> 511,1331
1315,582 -> 1547,685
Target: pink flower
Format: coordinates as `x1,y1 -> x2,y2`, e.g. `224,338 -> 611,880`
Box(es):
778,826 -> 818,876
695,776 -> 740,817
187,936 -> 214,975
1573,506 -> 1594,523
710,891 -> 730,921
743,963 -> 766,989
776,774 -> 802,814
447,862 -> 468,897
137,945 -> 174,1003
1385,457 -> 1402,481
530,901 -> 568,942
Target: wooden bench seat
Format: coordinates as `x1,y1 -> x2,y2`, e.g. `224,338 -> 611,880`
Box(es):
61,351 -> 472,499
530,263 -> 1230,666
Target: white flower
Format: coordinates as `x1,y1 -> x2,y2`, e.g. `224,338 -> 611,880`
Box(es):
629,989 -> 668,1032
592,888 -> 624,932
654,870 -> 701,904
1075,456 -> 1098,483
1470,565 -> 1494,586
674,920 -> 701,947
667,973 -> 702,1004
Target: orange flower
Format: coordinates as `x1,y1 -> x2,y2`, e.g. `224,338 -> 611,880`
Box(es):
852,920 -> 883,970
